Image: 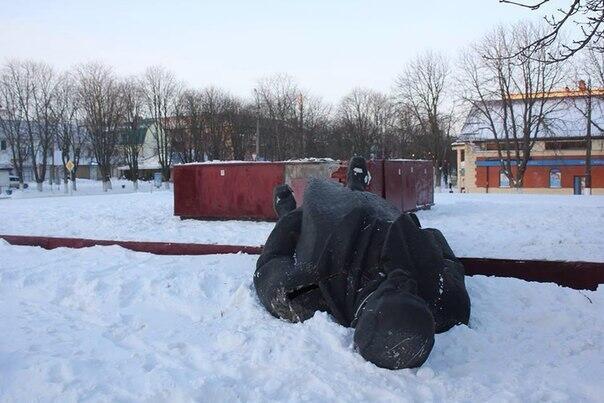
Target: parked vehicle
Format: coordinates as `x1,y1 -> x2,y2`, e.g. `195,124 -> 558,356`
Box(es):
9,176 -> 28,189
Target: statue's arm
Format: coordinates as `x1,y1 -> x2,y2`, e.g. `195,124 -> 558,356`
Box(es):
422,227 -> 471,332
254,209 -> 319,321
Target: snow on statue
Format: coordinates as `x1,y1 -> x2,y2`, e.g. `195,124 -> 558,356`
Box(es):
254,157 -> 471,369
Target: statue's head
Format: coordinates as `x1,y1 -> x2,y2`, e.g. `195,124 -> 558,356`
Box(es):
353,273 -> 435,369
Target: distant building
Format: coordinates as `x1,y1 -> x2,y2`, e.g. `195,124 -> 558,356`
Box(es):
0,121 -> 112,182
115,120 -> 164,180
453,84 -> 604,195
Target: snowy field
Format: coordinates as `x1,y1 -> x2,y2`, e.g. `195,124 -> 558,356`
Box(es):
0,242 -> 602,402
3,178 -> 160,199
417,192 -> 604,262
1,188 -> 603,401
1,187 -> 603,261
1,184 -> 274,247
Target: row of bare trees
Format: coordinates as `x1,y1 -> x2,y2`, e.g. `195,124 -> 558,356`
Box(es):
0,62 -> 187,190
252,67 -> 457,185
0,59 -> 457,189
0,62 -> 59,191
1,20 -> 601,191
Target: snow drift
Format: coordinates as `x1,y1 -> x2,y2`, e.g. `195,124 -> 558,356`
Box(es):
0,242 -> 602,401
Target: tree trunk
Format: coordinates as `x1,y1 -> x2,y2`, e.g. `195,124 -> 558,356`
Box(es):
104,179 -> 113,191
585,84 -> 592,195
36,181 -> 43,192
63,178 -> 69,194
133,180 -> 139,191
102,179 -> 113,192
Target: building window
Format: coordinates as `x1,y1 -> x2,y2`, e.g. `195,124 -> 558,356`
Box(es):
544,140 -> 585,150
500,170 -> 510,188
484,141 -> 525,151
0,139 -> 6,151
549,169 -> 561,188
460,149 -> 465,162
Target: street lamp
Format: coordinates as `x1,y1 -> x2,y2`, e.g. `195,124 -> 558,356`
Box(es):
253,88 -> 260,161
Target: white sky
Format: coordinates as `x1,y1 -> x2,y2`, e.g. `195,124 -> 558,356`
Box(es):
0,0 -> 548,103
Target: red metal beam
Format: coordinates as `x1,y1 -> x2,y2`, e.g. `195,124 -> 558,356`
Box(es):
1,234 -> 602,290
461,257 -> 604,291
0,234 -> 263,256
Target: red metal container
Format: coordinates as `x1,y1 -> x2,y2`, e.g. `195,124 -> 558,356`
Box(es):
173,161 -> 342,220
384,160 -> 434,212
366,159 -> 385,197
413,160 -> 434,209
173,159 -> 434,220
173,162 -> 285,220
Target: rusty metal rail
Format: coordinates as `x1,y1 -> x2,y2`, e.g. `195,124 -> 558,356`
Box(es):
0,234 -> 263,256
1,234 -> 602,291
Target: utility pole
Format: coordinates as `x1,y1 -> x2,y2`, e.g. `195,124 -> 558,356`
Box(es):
585,79 -> 592,195
254,88 -> 260,160
381,121 -> 386,159
299,93 -> 305,157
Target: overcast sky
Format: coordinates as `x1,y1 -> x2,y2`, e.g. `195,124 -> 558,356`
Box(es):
0,0 -> 545,103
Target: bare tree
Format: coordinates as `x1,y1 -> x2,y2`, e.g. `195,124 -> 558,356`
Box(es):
297,94 -> 332,158
567,46 -> 604,193
252,74 -> 333,160
50,71 -> 84,192
76,63 -> 123,191
120,77 -> 145,190
227,100 -> 257,160
200,87 -> 231,160
500,0 -> 603,62
142,66 -> 181,188
383,103 -> 419,159
395,51 -> 454,185
254,74 -> 301,160
31,62 -> 59,191
173,88 -> 205,163
219,94 -> 255,160
1,61 -> 59,191
582,45 -> 604,87
337,88 -> 394,158
0,64 -> 29,188
459,22 -> 567,189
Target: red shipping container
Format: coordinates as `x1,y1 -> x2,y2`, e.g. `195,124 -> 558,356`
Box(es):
384,160 -> 434,212
173,159 -> 433,221
173,162 -> 285,220
173,161 -> 342,220
413,160 -> 434,209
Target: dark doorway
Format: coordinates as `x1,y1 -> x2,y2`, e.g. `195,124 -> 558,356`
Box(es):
573,176 -> 585,195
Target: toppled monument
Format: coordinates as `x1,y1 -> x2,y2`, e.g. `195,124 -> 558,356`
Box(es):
254,157 -> 470,369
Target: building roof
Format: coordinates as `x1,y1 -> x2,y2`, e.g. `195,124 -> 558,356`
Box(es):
118,119 -> 156,146
507,84 -> 604,101
459,88 -> 604,142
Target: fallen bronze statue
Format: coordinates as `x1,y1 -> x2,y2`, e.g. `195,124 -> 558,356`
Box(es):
254,157 -> 471,370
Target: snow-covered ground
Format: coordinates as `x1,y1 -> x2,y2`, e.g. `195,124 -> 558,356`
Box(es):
1,187 -> 274,247
0,242 -> 602,402
4,178 -> 161,199
417,192 -> 604,262
1,189 -> 602,261
1,189 -> 603,400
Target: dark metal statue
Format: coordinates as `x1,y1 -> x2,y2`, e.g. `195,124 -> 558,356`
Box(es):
254,158 -> 470,369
